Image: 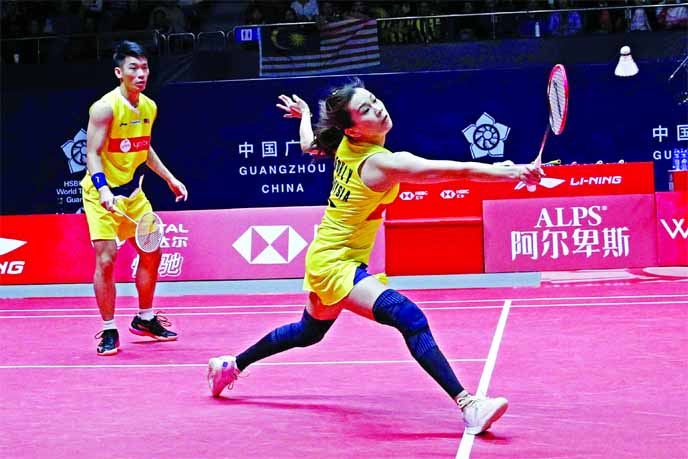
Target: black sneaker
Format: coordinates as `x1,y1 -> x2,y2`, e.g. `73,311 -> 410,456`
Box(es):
95,329 -> 120,356
129,313 -> 178,341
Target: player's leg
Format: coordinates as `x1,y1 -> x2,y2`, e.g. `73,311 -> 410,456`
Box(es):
123,194 -> 177,341
344,275 -> 465,397
207,294 -> 341,397
93,240 -> 119,321
343,275 -> 508,435
93,239 -> 121,355
132,243 -> 161,311
83,186 -> 122,356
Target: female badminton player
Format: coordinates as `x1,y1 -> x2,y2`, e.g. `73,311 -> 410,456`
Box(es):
207,78 -> 542,435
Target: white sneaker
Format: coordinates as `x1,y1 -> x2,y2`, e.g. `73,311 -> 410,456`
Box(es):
457,391 -> 509,435
207,355 -> 241,397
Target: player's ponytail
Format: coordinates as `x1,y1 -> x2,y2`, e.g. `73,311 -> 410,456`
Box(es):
310,78 -> 364,157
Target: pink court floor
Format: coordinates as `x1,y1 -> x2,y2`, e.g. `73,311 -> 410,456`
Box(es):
1,268 -> 686,459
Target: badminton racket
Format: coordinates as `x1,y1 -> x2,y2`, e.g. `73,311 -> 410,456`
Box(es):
112,207 -> 164,253
526,64 -> 569,192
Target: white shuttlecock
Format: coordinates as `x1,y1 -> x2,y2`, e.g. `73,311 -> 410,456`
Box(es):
615,46 -> 639,77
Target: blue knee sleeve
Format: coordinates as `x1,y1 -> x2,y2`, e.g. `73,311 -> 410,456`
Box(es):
271,310 -> 333,348
372,289 -> 437,357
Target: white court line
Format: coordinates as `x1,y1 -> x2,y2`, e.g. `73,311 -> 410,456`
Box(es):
456,299 -> 512,459
0,357 -> 485,369
2,292 -> 687,313
1,299 -> 686,319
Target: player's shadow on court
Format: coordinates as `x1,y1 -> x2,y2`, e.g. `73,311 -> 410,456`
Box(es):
362,431 -> 459,440
128,339 -> 175,345
357,428 -> 511,442
470,431 -> 511,443
216,395 -> 369,417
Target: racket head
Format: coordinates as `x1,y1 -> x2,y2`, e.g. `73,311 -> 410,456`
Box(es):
135,211 -> 164,253
547,64 -> 569,135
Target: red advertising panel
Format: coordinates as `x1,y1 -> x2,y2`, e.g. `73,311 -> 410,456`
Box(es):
0,207 -> 386,285
483,194 -> 658,272
387,162 -> 656,220
0,214 -> 93,284
655,192 -> 688,266
384,162 -> 654,275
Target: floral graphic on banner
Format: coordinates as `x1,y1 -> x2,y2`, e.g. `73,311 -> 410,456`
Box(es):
462,113 -> 511,159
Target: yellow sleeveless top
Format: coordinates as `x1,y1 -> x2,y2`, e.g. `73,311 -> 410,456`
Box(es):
304,137 -> 400,305
80,88 -> 157,192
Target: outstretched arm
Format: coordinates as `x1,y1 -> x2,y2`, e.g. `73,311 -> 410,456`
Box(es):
361,151 -> 544,192
276,94 -> 315,153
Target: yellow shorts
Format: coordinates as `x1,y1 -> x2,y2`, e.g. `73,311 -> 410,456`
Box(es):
82,183 -> 153,242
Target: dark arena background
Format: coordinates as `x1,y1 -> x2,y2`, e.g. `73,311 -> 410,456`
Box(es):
1,2 -> 687,458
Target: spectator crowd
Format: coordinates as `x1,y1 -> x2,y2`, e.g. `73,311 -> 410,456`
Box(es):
1,0 -> 685,57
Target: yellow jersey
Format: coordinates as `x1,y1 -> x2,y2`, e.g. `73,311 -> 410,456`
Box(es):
80,88 -> 157,192
304,137 -> 400,305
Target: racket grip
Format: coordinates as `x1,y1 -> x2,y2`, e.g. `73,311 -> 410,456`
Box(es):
524,151 -> 544,192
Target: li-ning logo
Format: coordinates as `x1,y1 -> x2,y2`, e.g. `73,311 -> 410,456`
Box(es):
233,226 -> 307,264
660,219 -> 688,240
514,177 -> 566,191
0,237 -> 27,275
570,176 -> 622,186
462,113 -> 510,159
61,129 -> 88,173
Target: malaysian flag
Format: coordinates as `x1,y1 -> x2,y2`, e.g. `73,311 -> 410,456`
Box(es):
260,18 -> 380,77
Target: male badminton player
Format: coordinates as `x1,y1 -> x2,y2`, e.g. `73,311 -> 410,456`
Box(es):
81,40 -> 188,356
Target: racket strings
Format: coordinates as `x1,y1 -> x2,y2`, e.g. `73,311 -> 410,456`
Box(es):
548,70 -> 567,134
136,213 -> 163,252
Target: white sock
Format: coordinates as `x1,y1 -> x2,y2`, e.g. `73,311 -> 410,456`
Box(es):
456,390 -> 472,408
138,308 -> 154,321
103,319 -> 117,331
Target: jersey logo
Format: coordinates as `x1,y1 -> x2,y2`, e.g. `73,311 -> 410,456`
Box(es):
108,136 -> 151,153
119,138 -> 131,152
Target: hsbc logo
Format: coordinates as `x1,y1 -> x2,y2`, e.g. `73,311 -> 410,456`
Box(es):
440,189 -> 470,199
399,191 -> 428,201
0,237 -> 27,275
232,226 -> 307,264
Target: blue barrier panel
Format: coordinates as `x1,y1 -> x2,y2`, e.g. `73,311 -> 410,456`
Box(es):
1,62 -> 685,215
